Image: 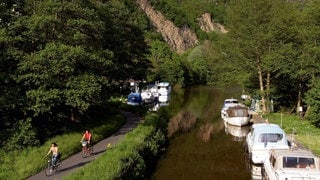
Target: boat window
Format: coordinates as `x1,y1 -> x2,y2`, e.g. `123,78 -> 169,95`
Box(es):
258,133 -> 283,143
283,157 -> 315,168
270,156 -> 276,167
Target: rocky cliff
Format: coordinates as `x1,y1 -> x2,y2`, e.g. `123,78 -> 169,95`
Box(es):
197,13 -> 228,33
136,0 -> 199,54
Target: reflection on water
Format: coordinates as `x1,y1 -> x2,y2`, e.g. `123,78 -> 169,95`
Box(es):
244,153 -> 263,180
168,111 -> 197,137
224,122 -> 250,142
251,164 -> 263,180
151,86 -> 251,180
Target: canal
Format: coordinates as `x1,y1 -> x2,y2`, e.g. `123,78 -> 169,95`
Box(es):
151,86 -> 253,180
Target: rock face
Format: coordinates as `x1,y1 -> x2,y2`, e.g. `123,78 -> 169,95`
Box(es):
136,0 -> 198,54
197,13 -> 228,33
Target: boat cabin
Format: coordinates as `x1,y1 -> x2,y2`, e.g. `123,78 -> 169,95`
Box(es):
246,123 -> 290,164
263,149 -> 320,180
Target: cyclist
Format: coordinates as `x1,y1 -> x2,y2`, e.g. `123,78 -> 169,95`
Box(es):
80,130 -> 92,151
46,142 -> 60,167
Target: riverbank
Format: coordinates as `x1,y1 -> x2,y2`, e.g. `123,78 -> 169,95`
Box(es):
250,111 -> 320,156
64,110 -> 169,180
0,108 -> 126,180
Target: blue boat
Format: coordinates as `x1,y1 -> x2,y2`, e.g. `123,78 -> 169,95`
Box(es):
127,93 -> 142,106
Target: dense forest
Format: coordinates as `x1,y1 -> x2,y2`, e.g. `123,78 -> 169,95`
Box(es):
1,0 -> 320,151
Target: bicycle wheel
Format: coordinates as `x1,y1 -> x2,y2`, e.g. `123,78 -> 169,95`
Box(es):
82,146 -> 88,158
55,161 -> 61,172
89,145 -> 93,155
45,161 -> 53,176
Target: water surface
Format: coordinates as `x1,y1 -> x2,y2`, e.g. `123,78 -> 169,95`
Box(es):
151,86 -> 251,180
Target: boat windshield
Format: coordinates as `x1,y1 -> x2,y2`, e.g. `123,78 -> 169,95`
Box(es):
283,157 -> 315,169
225,100 -> 238,104
258,133 -> 283,143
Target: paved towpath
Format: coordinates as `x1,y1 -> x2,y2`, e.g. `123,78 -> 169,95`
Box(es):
28,111 -> 141,180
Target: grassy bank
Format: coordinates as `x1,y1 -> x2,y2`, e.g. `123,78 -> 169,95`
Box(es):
64,111 -> 168,180
265,113 -> 320,156
0,110 -> 126,180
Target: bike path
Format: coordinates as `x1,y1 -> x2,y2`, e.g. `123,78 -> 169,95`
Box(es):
28,111 -> 141,180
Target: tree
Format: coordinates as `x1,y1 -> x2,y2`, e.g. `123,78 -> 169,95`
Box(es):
301,0 -> 320,122
225,0 -> 301,112
99,0 -> 150,82
8,0 -> 115,143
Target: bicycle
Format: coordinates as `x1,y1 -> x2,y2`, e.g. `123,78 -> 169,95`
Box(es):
44,156 -> 61,176
81,141 -> 93,158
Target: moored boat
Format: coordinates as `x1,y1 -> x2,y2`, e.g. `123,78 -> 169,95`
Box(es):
245,123 -> 290,164
141,84 -> 156,103
127,92 -> 142,106
221,98 -> 241,119
262,148 -> 320,180
223,105 -> 251,126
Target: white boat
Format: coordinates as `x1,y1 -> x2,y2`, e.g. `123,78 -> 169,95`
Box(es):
224,105 -> 250,126
155,82 -> 171,103
262,149 -> 320,180
245,123 -> 290,164
158,95 -> 170,103
140,84 -> 156,103
221,98 -> 241,119
221,98 -> 250,126
156,82 -> 171,96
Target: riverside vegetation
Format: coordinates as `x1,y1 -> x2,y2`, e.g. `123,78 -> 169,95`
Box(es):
266,113 -> 320,156
2,0 -> 320,179
0,105 -> 127,180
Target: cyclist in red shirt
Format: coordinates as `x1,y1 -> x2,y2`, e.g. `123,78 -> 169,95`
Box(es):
80,130 -> 92,150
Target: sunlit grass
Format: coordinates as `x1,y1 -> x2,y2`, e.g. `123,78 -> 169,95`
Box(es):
64,125 -> 155,180
265,113 -> 320,156
0,113 -> 125,180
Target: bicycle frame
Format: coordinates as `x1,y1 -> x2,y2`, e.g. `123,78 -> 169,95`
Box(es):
45,157 -> 60,176
81,141 -> 91,158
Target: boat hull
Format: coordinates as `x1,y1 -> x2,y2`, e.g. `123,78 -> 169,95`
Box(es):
224,116 -> 250,126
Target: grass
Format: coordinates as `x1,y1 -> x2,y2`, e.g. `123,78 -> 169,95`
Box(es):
64,125 -> 156,180
64,110 -> 168,180
264,113 -> 320,156
0,111 -> 126,180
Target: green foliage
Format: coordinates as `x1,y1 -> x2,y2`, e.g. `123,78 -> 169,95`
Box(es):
143,111 -> 168,132
305,79 -> 320,127
266,113 -> 320,155
1,0 -> 152,149
147,40 -> 184,86
222,0 -> 307,109
0,112 -> 125,180
99,0 -> 150,81
149,0 -> 228,39
5,118 -> 40,151
65,125 -> 167,180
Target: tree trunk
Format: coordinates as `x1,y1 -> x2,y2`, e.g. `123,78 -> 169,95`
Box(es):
266,72 -> 271,112
257,57 -> 267,113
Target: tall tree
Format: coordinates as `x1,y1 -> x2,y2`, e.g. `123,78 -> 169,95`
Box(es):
0,0 -> 26,146
13,0 -> 114,135
301,0 -> 320,122
225,0 -> 300,112
99,0 -> 150,82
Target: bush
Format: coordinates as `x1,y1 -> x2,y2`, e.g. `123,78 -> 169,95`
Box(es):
65,110 -> 169,180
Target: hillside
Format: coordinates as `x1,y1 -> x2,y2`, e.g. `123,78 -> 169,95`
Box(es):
136,0 -> 227,53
